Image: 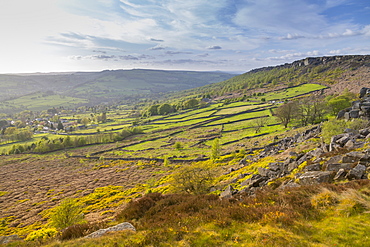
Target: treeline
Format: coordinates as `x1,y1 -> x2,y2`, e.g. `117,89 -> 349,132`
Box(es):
274,89 -> 356,128
3,127 -> 143,155
0,127 -> 33,142
143,98 -> 202,117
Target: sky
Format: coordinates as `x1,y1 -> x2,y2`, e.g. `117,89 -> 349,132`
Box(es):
1,0 -> 370,74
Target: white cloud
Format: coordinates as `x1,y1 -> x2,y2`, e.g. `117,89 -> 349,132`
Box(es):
0,0 -> 369,73
279,33 -> 306,40
207,46 -> 222,50
233,0 -> 327,35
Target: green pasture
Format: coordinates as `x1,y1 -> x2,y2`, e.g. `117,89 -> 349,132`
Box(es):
173,126 -> 221,140
215,103 -> 269,115
3,93 -> 88,112
121,139 -> 170,152
220,124 -> 283,146
163,104 -> 221,120
153,110 -> 217,124
0,133 -> 51,152
203,109 -> 272,126
145,117 -> 218,130
222,116 -> 276,132
217,101 -> 261,109
263,83 -> 326,101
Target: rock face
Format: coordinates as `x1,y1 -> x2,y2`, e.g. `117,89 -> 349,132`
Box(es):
0,235 -> 22,244
297,171 -> 335,185
338,87 -> 370,120
219,87 -> 370,199
84,222 -> 136,239
249,55 -> 370,74
220,124 -> 370,199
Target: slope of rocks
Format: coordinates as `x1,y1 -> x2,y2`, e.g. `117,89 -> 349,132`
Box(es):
220,124 -> 370,199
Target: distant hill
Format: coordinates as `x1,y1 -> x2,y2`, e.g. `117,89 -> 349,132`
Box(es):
2,55 -> 370,114
173,55 -> 370,100
0,69 -> 235,113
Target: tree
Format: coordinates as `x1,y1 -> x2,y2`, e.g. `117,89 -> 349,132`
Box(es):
274,101 -> 298,128
49,198 -> 85,229
101,112 -> 107,123
211,138 -> 221,160
184,98 -> 199,109
158,103 -> 173,115
146,105 -> 160,116
57,121 -> 64,130
250,117 -> 269,133
326,96 -> 351,116
81,117 -> 90,125
174,142 -> 183,150
0,120 -> 8,130
171,163 -> 216,194
297,96 -> 327,126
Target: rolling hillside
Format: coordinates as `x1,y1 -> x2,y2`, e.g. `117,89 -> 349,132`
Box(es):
0,69 -> 235,113
2,55 -> 370,246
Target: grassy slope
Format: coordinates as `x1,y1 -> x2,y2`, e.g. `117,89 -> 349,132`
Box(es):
2,55 -> 370,245
0,70 -> 235,113
0,83 -> 328,242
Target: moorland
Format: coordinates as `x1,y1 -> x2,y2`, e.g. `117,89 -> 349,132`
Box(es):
1,55 -> 370,246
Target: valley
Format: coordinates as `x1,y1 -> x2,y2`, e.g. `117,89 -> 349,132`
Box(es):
1,55 -> 370,246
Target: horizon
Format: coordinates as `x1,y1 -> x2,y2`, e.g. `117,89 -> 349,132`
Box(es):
1,0 -> 370,74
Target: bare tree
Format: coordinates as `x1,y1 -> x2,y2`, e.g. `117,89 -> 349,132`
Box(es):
298,96 -> 327,126
250,116 -> 269,133
274,101 -> 298,128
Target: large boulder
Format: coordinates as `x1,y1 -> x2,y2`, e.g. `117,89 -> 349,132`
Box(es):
84,222 -> 136,239
346,164 -> 367,180
240,174 -> 268,188
324,163 -> 355,172
341,151 -> 369,163
0,235 -> 22,244
304,163 -> 321,172
297,171 -> 335,185
359,87 -> 370,98
220,185 -> 237,199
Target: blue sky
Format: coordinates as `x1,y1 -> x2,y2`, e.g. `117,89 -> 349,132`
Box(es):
1,0 -> 369,73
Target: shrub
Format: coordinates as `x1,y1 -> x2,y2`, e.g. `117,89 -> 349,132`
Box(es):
171,163 -> 216,194
311,188 -> 339,209
116,193 -> 163,221
322,118 -> 370,143
49,198 -> 85,230
60,222 -> 107,240
347,118 -> 369,132
25,228 -> 58,242
211,138 -> 221,160
174,142 -> 183,150
336,189 -> 370,217
321,119 -> 347,143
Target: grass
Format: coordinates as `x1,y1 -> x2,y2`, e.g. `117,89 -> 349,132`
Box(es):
0,80 -> 337,246
216,103 -> 269,115
15,181 -> 366,247
203,109 -> 272,126
262,84 -> 326,101
3,93 -> 88,112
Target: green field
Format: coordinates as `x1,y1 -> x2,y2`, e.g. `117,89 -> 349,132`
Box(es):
2,93 -> 88,112
0,83 -> 327,161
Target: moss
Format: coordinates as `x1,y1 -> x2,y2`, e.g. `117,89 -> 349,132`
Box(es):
0,191 -> 8,197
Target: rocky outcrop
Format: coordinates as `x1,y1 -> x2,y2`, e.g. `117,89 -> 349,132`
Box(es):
297,171 -> 335,185
220,85 -> 370,198
0,235 -> 22,244
338,87 -> 370,120
220,124 -> 370,199
249,55 -> 370,74
84,222 -> 136,239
